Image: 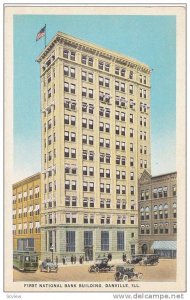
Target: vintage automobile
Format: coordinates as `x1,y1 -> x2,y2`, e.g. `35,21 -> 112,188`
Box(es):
40,258 -> 58,273
114,264 -> 143,282
88,258 -> 114,273
142,254 -> 159,266
127,255 -> 144,265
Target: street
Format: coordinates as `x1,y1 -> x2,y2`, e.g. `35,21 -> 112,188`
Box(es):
13,259 -> 176,282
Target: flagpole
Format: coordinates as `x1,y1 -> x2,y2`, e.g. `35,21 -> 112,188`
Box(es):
45,24 -> 46,48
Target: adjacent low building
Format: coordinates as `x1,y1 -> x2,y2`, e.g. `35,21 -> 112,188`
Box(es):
138,170 -> 177,258
12,173 -> 41,255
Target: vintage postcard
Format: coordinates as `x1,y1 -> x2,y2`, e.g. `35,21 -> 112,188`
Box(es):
3,3 -> 187,295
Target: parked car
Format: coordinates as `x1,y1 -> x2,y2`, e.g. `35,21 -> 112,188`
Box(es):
142,254 -> 159,266
40,258 -> 58,273
114,264 -> 143,282
88,258 -> 114,273
127,255 -> 144,265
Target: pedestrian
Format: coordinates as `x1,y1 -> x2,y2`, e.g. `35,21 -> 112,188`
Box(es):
74,255 -> 76,264
71,254 -> 74,264
122,253 -> 126,262
62,256 -> 65,265
108,253 -> 112,261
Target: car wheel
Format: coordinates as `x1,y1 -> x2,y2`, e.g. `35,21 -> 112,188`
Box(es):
138,273 -> 143,281
115,275 -> 120,281
95,267 -> 99,273
123,275 -> 129,281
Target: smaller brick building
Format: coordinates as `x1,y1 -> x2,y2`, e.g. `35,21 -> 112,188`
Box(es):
12,173 -> 41,255
138,170 -> 177,258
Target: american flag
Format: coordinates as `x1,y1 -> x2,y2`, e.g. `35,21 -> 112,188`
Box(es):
36,25 -> 46,41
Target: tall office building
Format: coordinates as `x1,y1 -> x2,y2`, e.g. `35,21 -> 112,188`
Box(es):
36,32 -> 151,261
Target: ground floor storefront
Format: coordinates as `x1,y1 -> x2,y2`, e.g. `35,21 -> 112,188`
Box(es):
40,225 -> 138,262
139,240 -> 176,258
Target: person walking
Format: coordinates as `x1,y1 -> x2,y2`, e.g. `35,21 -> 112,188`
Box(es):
71,254 -> 74,264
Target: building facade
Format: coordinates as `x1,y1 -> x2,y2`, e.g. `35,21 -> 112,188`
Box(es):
12,173 -> 41,254
36,32 -> 151,261
138,170 -> 177,258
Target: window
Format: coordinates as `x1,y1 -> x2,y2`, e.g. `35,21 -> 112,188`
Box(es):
84,231 -> 93,247
66,231 -> 75,252
130,172 -> 134,180
121,68 -> 125,76
129,85 -> 133,94
64,82 -> 69,92
89,73 -> 93,83
129,70 -> 133,79
106,169 -> 110,178
116,125 -> 119,135
121,142 -> 125,151
130,157 -> 134,167
83,182 -> 88,192
71,148 -> 76,158
89,119 -> 93,129
100,183 -> 104,193
130,186 -> 134,195
100,199 -> 105,208
106,199 -> 111,208
130,216 -> 135,225
106,184 -> 110,193
130,114 -> 134,123
81,55 -> 87,64
83,198 -> 88,208
49,182 -> 52,192
63,50 -> 69,58
141,225 -> 145,234
163,187 -> 168,197
121,127 -> 126,136
89,167 -> 94,176
70,84 -> 76,94
130,143 -> 134,152
89,182 -> 94,192
89,135 -> 94,145
121,82 -> 125,92
173,186 -> 177,196
101,231 -> 109,251
130,128 -> 134,138
115,81 -> 119,91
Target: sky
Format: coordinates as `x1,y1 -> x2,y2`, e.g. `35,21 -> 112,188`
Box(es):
13,14 -> 176,181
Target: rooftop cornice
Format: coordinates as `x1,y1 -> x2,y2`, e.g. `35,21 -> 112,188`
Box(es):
36,32 -> 151,74
13,172 -> 41,188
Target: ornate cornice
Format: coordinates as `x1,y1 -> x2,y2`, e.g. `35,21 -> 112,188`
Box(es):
36,32 -> 151,74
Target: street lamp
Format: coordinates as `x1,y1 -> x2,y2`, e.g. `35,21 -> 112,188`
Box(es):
50,244 -> 54,263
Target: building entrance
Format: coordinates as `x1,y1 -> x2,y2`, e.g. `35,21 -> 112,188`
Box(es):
84,246 -> 93,261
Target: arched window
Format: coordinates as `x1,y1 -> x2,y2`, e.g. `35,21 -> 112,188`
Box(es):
159,223 -> 164,234
173,203 -> 177,218
140,207 -> 144,220
145,206 -> 150,220
159,204 -> 163,219
154,205 -> 158,219
140,225 -> 145,234
164,203 -> 169,218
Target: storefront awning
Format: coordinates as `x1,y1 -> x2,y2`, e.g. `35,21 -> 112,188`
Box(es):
151,241 -> 176,251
